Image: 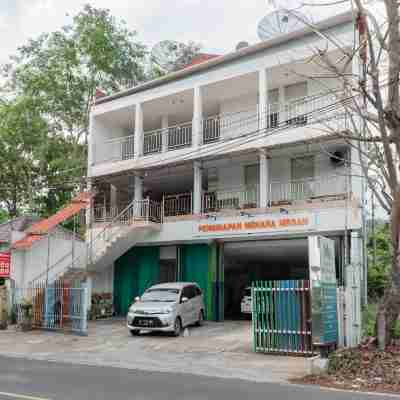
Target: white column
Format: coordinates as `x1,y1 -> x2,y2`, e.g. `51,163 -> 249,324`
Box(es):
86,275 -> 93,311
134,103 -> 143,159
193,161 -> 203,214
279,85 -> 285,122
192,86 -> 203,148
128,175 -> 135,201
110,184 -> 117,209
259,68 -> 268,131
161,115 -> 169,153
134,175 -> 143,202
259,149 -> 270,208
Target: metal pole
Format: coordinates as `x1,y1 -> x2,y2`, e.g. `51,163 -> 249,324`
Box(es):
46,232 -> 51,285
72,214 -> 76,269
372,192 -> 376,271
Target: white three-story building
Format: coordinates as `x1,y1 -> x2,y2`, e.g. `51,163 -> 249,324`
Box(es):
87,11 -> 366,321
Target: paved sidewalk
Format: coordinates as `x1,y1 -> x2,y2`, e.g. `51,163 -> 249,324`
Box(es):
0,320 -> 310,383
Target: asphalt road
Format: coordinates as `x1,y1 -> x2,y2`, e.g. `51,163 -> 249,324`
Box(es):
0,356 -> 396,400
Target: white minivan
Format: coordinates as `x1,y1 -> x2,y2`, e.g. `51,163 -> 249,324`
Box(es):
127,282 -> 205,336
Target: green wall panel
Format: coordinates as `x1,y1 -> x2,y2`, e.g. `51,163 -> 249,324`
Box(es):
114,248 -> 137,316
113,246 -> 160,316
136,247 -> 161,296
178,243 -> 220,321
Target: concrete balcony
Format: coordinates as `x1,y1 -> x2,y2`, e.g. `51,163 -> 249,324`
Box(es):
92,91 -> 347,167
93,174 -> 348,224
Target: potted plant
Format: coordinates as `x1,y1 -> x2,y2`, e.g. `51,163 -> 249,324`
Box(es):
18,297 -> 33,332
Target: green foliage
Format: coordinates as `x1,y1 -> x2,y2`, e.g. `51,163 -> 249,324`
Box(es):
362,303 -> 377,337
362,303 -> 400,339
170,41 -> 202,71
0,210 -> 8,224
0,4 -> 147,217
4,4 -> 147,147
367,223 -> 391,300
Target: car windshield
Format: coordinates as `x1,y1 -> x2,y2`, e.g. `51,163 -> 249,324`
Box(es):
141,288 -> 180,302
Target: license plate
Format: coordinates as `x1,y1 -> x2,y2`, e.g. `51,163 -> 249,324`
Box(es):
139,319 -> 153,327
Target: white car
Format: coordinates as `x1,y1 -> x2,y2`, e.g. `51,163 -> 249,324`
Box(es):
127,282 -> 205,336
240,287 -> 252,314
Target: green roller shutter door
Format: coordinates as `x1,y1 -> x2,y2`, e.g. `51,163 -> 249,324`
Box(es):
178,243 -> 221,321
135,247 -> 160,296
114,246 -> 160,316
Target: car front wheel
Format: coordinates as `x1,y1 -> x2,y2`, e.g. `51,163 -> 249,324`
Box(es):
130,329 -> 140,336
173,317 -> 182,337
195,310 -> 204,327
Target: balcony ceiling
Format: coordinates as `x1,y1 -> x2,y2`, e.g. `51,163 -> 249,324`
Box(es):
224,238 -> 308,267
95,49 -> 348,131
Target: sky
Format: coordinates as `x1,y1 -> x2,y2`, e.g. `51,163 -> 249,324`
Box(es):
0,0 -> 352,65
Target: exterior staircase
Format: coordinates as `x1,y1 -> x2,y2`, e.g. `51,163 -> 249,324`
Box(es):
30,199 -> 161,286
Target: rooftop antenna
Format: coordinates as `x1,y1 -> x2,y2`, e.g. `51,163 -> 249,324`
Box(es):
257,0 -> 311,42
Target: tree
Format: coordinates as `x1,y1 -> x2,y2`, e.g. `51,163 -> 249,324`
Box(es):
0,4 -> 149,216
0,97 -> 47,216
150,40 -> 202,75
171,41 -> 202,71
0,96 -> 83,217
298,1 -> 400,347
2,4 -> 147,151
367,222 -> 391,299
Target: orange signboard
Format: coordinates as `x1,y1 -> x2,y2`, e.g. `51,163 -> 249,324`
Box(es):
196,214 -> 313,236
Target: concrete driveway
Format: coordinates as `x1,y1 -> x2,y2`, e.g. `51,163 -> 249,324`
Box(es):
0,319 -> 311,383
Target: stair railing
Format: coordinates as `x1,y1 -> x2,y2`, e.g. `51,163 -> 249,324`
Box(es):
30,199 -> 161,286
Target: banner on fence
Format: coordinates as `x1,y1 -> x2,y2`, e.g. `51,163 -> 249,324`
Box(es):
308,236 -> 338,346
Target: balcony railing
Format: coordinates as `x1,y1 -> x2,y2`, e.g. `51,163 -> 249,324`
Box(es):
269,175 -> 347,204
93,203 -> 130,223
97,134 -> 135,163
94,91 -> 347,165
143,129 -> 162,155
94,200 -> 161,224
202,187 -> 259,213
168,122 -> 193,150
143,121 -> 193,156
163,192 -> 192,217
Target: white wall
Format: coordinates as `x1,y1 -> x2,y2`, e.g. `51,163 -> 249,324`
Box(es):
11,232 -> 86,288
212,151 -> 347,196
92,264 -> 114,294
131,205 -> 362,246
92,19 -> 353,117
92,118 -> 127,165
219,93 -> 258,140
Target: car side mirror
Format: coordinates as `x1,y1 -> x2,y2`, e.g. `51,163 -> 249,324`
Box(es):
181,297 -> 189,303
134,296 -> 140,302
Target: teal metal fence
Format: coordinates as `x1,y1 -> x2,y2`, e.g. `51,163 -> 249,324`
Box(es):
252,280 -> 313,356
12,281 -> 88,336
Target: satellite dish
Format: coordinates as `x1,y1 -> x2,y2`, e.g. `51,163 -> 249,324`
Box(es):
257,9 -> 309,41
151,40 -> 185,73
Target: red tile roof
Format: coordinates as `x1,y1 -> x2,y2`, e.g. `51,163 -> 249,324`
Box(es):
26,192 -> 93,235
12,192 -> 94,250
182,53 -> 220,69
13,234 -> 43,250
